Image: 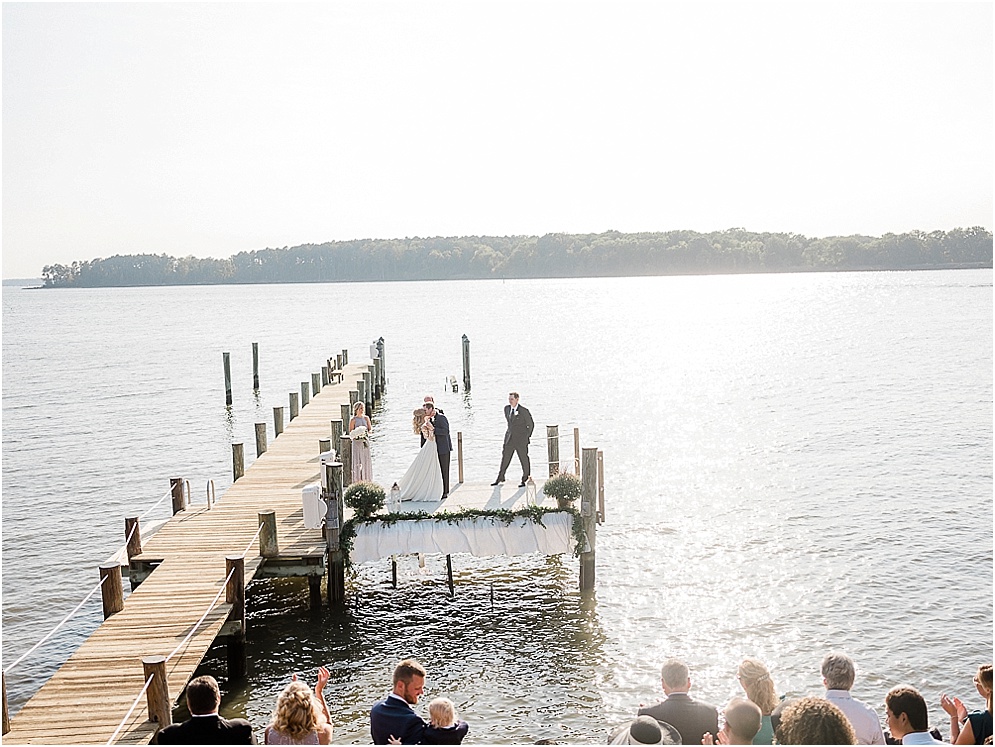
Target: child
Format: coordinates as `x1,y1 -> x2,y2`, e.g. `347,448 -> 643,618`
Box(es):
422,697 -> 469,745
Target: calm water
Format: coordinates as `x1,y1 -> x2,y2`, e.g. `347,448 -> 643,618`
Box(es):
2,271 -> 992,744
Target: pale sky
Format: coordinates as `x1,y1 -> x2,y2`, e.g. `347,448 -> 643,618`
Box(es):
2,2 -> 991,279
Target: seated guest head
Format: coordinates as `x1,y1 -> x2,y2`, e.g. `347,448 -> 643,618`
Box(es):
428,697 -> 457,728
722,697 -> 763,745
976,664 -> 993,713
738,658 -> 778,715
660,658 -> 691,694
775,695 -> 856,744
608,715 -> 680,745
270,681 -> 324,741
186,675 -> 221,716
392,658 -> 427,705
885,686 -> 930,739
821,652 -> 857,691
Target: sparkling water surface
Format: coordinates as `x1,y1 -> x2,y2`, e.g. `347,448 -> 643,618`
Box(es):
2,270 -> 991,743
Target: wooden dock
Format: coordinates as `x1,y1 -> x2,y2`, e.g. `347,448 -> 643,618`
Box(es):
4,361 -> 373,745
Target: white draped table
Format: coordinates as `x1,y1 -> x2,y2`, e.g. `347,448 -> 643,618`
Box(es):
350,512 -> 575,564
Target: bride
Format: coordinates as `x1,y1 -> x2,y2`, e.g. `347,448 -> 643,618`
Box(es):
397,408 -> 443,501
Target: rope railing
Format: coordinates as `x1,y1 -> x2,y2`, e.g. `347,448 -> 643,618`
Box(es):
139,487 -> 174,520
3,576 -> 108,674
241,521 -> 266,558
105,672 -> 155,746
165,566 -> 236,666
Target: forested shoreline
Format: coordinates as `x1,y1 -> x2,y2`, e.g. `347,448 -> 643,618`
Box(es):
40,227 -> 993,287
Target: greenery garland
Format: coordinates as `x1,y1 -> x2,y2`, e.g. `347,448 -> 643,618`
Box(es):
337,505 -> 585,567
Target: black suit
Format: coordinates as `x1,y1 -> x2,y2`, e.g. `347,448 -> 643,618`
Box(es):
638,693 -> 719,746
154,714 -> 256,744
370,694 -> 427,744
431,411 -> 453,498
496,404 -> 534,482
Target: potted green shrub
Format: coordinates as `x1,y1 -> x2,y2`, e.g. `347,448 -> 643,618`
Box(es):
344,481 -> 386,519
542,472 -> 581,509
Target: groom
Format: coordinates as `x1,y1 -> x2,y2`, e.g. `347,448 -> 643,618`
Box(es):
423,402 -> 452,499
492,391 -> 535,488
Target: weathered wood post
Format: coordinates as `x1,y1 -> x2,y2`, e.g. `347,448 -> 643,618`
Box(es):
258,511 -> 278,557
273,406 -> 284,437
336,353 -> 343,371
341,403 -> 351,428
125,517 -> 142,559
2,669 -> 10,736
366,365 -> 376,407
580,447 -> 598,592
100,564 -> 124,619
232,443 -> 245,481
312,373 -> 321,397
547,425 -> 560,477
457,432 -> 464,484
349,389 -> 359,409
340,435 -> 354,488
391,557 -> 397,589
226,556 -> 246,679
461,334 -> 471,391
170,477 -> 186,515
252,342 -> 259,390
373,358 -> 383,398
321,366 -> 329,387
342,348 -> 349,365
597,450 -> 605,523
377,337 -> 386,391
324,462 -> 346,603
446,554 -> 455,596
330,420 -> 342,458
319,437 -> 331,455
254,422 -> 267,457
142,656 -> 171,728
223,352 -> 232,405
573,427 -> 581,473
357,380 -> 367,414
289,391 -> 300,420
301,381 -> 310,408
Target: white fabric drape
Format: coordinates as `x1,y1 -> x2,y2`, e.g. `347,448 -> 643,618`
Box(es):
350,512 -> 574,564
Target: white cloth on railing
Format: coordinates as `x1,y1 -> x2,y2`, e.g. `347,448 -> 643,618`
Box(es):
350,512 -> 573,564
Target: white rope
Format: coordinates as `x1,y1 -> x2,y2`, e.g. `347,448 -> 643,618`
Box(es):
4,576 -> 107,673
139,487 -> 173,520
105,672 -> 155,745
165,566 -> 236,664
241,522 -> 266,558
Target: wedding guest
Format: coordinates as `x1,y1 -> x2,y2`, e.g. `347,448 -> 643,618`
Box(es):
941,664 -> 992,744
775,696 -> 857,745
638,658 -> 720,744
703,698 -> 763,745
491,392 -> 535,488
422,697 -> 469,744
821,652 -> 887,744
370,658 -> 428,745
154,675 -> 255,744
264,667 -> 333,745
737,658 -> 779,744
349,401 -> 373,481
608,715 -> 681,744
885,687 -> 948,745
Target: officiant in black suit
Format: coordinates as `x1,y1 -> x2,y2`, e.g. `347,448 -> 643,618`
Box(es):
423,402 -> 452,499
492,392 -> 535,488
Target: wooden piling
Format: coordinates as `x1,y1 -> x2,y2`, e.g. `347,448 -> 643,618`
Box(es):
391,557 -> 397,589
321,366 -> 329,387
324,462 -> 346,603
258,511 -> 279,557
312,372 -> 321,397
461,334 -> 471,391
232,442 -> 245,481
377,337 -> 385,390
254,422 -> 267,457
341,404 -> 351,428
336,353 -> 343,370
446,554 -> 454,596
223,352 -> 232,406
364,369 -> 373,411
373,357 -> 383,398
574,427 -> 581,473
289,391 -> 300,420
457,432 -> 464,484
3,669 -> 10,736
225,555 -> 246,679
349,389 -> 358,408
598,449 -> 605,523
252,342 -> 259,390
357,380 -> 367,413
142,656 -> 171,727
342,348 -> 349,365
308,576 -> 322,610
125,516 -> 142,559
301,381 -> 310,408
319,437 -> 331,455
273,406 -> 285,437
170,477 -> 186,515
100,564 -> 124,619
547,425 -> 560,477
580,447 -> 598,592
340,435 -> 353,488
330,420 -> 342,458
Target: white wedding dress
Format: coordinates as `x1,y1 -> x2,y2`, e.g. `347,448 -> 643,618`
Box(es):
397,431 -> 444,502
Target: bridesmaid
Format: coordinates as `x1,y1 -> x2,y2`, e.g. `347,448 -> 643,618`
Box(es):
348,401 -> 373,481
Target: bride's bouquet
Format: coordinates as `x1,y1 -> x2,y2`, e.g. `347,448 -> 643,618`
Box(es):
350,425 -> 369,441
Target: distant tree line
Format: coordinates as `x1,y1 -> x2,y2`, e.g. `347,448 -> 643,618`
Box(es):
40,227 -> 993,288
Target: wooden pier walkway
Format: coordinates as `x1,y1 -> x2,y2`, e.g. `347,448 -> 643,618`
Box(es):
4,362 -> 372,745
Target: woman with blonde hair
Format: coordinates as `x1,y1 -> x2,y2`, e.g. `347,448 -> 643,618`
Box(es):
737,658 -> 779,745
395,407 -> 443,501
264,666 -> 333,745
349,401 -> 373,482
942,663 -> 993,744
